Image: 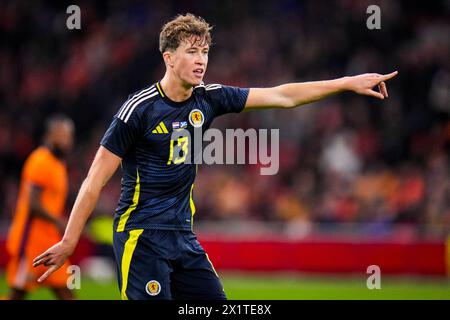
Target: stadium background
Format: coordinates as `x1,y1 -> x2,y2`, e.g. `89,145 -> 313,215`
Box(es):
0,0 -> 449,299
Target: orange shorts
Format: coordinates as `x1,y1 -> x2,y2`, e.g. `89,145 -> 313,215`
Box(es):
6,241 -> 71,292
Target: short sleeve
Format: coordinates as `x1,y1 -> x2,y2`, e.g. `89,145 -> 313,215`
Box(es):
207,85 -> 249,117
24,151 -> 51,188
100,112 -> 142,158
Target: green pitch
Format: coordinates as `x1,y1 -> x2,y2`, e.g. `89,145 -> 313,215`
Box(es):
1,272 -> 449,300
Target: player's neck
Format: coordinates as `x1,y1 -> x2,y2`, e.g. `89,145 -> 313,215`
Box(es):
43,143 -> 66,160
160,74 -> 193,102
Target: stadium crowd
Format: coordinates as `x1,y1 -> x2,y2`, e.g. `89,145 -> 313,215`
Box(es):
0,0 -> 448,236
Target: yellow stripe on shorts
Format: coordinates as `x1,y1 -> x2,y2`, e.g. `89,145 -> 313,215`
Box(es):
120,229 -> 144,300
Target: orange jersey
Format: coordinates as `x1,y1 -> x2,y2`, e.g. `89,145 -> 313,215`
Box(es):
7,146 -> 68,255
6,146 -> 70,290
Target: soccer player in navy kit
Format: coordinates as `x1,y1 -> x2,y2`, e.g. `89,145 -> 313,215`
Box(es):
33,13 -> 398,299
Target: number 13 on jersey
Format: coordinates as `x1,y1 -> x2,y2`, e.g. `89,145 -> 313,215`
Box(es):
167,137 -> 189,165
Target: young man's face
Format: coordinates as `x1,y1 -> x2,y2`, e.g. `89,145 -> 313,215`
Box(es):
168,36 -> 209,87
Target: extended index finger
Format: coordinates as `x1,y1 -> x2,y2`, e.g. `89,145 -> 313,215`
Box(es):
382,71 -> 398,81
37,265 -> 58,283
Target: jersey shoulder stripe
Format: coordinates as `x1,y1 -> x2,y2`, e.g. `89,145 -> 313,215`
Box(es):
117,85 -> 155,119
117,85 -> 160,123
194,82 -> 222,92
193,82 -> 205,89
205,83 -> 222,91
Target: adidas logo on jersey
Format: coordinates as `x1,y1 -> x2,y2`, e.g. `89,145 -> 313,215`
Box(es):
152,122 -> 169,134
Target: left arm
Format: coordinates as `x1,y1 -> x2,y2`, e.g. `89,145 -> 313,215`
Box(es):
29,185 -> 66,232
244,71 -> 398,111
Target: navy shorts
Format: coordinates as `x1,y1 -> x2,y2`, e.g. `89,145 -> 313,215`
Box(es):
113,229 -> 226,300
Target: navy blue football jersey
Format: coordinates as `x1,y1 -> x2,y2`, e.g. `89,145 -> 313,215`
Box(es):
101,82 -> 249,232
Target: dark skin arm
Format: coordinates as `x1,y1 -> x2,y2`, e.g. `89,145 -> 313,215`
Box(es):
29,185 -> 66,233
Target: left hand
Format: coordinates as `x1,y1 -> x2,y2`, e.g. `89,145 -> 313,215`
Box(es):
33,240 -> 75,283
347,71 -> 398,99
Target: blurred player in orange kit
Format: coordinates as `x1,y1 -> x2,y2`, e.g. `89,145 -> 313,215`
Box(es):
5,114 -> 75,300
